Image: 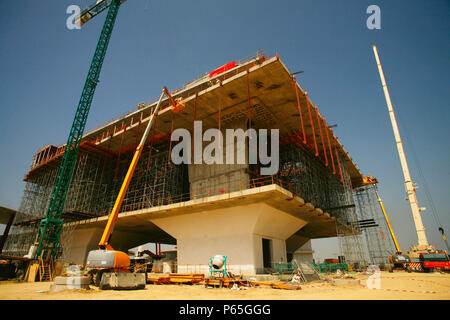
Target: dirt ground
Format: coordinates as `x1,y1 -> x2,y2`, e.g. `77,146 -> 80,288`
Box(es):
0,272 -> 449,300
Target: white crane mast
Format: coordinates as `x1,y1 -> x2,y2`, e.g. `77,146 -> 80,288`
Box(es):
372,45 -> 429,249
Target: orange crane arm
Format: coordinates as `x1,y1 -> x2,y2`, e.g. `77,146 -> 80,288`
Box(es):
98,87 -> 179,250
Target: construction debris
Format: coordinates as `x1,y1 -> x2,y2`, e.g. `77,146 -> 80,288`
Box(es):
271,282 -> 301,290
147,273 -> 204,285
204,277 -> 249,289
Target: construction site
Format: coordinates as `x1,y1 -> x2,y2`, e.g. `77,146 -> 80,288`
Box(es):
0,0 -> 449,302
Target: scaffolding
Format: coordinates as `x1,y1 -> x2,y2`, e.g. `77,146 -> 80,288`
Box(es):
3,141 -> 189,259
4,51 -> 372,264
334,151 -> 367,268
354,183 -> 395,266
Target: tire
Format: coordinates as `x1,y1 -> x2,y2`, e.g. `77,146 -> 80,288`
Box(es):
95,269 -> 106,287
87,269 -> 97,285
406,266 -> 412,273
387,265 -> 393,273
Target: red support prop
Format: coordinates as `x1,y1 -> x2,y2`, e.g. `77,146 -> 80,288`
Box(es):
334,138 -> 344,182
315,105 -> 328,167
324,119 -> 336,175
293,76 -> 306,144
247,70 -> 252,132
218,81 -> 223,151
113,131 -> 125,182
305,92 -> 319,156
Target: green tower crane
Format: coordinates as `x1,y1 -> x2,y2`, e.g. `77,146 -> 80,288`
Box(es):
34,0 -> 127,259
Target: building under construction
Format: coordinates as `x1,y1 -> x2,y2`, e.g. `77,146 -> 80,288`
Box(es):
3,51 -> 395,274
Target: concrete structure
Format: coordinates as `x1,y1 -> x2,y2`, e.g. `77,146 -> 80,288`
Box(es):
292,241 -> 315,264
4,51 -> 367,275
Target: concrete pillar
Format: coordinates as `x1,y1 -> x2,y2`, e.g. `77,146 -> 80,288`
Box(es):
285,234 -> 310,254
292,240 -> 314,264
151,202 -> 307,275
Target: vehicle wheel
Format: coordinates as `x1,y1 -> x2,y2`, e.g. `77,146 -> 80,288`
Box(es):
387,265 -> 393,273
87,269 -> 97,285
94,269 -> 106,287
406,266 -> 412,273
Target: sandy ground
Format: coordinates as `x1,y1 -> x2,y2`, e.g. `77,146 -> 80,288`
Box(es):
0,272 -> 449,300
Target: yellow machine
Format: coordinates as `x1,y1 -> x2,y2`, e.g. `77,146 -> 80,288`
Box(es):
375,188 -> 413,272
86,87 -> 184,289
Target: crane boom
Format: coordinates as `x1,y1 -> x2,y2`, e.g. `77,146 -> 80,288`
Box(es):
372,45 -> 429,248
35,0 -> 123,259
99,89 -> 165,249
98,87 -> 183,249
375,188 -> 402,254
76,0 -> 128,27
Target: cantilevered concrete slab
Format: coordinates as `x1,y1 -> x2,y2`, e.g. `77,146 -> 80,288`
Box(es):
27,55 -> 364,188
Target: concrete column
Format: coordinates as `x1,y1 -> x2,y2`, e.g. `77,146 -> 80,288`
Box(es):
151,202 -> 307,275
188,119 -> 250,198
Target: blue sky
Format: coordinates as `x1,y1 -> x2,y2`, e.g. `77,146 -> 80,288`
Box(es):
0,0 -> 449,260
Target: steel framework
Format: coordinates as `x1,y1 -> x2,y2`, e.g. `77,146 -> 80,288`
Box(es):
354,183 -> 395,265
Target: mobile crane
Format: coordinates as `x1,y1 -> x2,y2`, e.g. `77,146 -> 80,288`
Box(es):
372,45 -> 438,259
86,87 -> 184,289
372,46 -> 448,272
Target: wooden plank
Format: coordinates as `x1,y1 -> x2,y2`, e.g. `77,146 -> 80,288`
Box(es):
271,283 -> 301,290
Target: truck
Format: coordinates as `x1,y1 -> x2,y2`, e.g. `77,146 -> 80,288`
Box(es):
418,252 -> 450,273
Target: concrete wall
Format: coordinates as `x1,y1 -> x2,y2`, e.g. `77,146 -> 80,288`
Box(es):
188,119 -> 250,198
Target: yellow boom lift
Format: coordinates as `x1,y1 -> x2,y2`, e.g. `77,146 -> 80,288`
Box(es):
375,188 -> 413,272
86,87 -> 184,289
